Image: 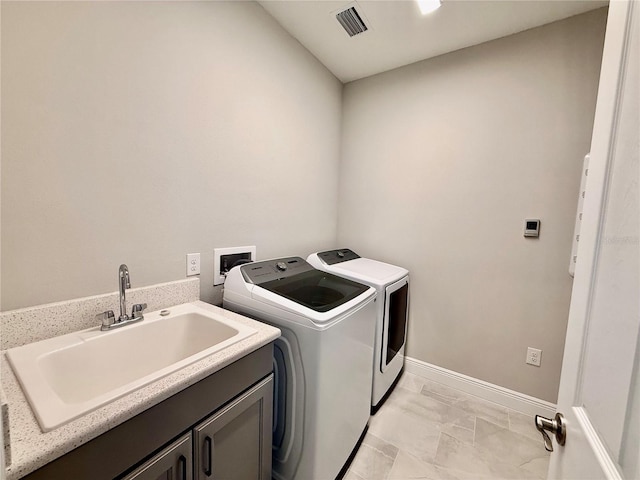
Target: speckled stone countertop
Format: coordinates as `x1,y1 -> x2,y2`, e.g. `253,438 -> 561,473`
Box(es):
2,300 -> 280,480
1,278 -> 202,351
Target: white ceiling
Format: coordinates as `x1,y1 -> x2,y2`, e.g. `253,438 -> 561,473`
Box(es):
258,0 -> 608,83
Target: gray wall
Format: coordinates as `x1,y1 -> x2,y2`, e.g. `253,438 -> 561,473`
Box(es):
1,1 -> 342,310
338,9 -> 607,402
1,2 -> 608,403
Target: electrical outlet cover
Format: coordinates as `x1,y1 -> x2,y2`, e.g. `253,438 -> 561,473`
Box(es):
186,253 -> 201,276
526,347 -> 542,367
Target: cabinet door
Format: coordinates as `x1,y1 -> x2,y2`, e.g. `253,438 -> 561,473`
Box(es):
194,375 -> 273,480
122,433 -> 192,480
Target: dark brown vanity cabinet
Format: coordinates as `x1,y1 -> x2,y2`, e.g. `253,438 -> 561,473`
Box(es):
122,375 -> 273,480
23,345 -> 274,480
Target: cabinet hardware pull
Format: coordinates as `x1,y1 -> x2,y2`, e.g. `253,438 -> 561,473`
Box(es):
203,436 -> 213,477
177,454 -> 187,480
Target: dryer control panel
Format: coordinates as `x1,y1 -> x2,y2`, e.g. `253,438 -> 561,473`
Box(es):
317,249 -> 360,265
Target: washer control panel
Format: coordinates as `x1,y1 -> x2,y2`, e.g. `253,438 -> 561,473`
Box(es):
240,257 -> 312,284
317,249 -> 360,265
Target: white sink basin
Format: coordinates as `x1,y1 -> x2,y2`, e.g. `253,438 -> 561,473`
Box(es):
6,302 -> 257,432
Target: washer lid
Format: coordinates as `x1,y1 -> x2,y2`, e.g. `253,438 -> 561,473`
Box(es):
258,270 -> 369,313
239,257 -> 370,313
328,258 -> 408,285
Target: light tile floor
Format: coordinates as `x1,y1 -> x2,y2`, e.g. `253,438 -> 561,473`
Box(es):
345,372 -> 550,480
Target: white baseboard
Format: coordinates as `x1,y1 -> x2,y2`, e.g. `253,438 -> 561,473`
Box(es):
404,356 -> 556,418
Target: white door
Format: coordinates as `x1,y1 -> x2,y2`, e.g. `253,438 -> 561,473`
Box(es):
542,1 -> 639,478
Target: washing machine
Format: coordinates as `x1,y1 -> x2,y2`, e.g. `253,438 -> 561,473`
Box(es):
222,256 -> 377,480
307,249 -> 409,413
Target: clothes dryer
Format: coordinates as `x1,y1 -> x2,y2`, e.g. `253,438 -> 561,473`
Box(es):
307,249 -> 409,412
223,257 -> 376,480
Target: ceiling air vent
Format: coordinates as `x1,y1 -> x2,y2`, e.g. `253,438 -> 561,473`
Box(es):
336,6 -> 368,37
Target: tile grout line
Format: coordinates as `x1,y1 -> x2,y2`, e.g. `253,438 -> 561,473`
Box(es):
433,430 -> 443,468
472,416 -> 477,447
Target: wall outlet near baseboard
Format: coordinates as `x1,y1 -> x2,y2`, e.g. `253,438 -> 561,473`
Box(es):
526,347 -> 542,367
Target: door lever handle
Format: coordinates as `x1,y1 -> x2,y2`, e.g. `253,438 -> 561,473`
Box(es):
535,412 -> 566,452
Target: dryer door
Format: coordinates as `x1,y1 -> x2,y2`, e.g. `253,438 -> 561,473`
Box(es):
381,277 -> 409,372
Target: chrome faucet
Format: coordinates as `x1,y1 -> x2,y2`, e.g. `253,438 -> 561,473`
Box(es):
118,264 -> 131,322
96,264 -> 147,331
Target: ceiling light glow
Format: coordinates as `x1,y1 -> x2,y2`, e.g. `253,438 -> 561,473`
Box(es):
417,0 -> 441,15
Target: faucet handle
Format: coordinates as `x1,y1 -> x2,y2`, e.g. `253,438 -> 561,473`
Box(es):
96,310 -> 115,329
131,303 -> 147,319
